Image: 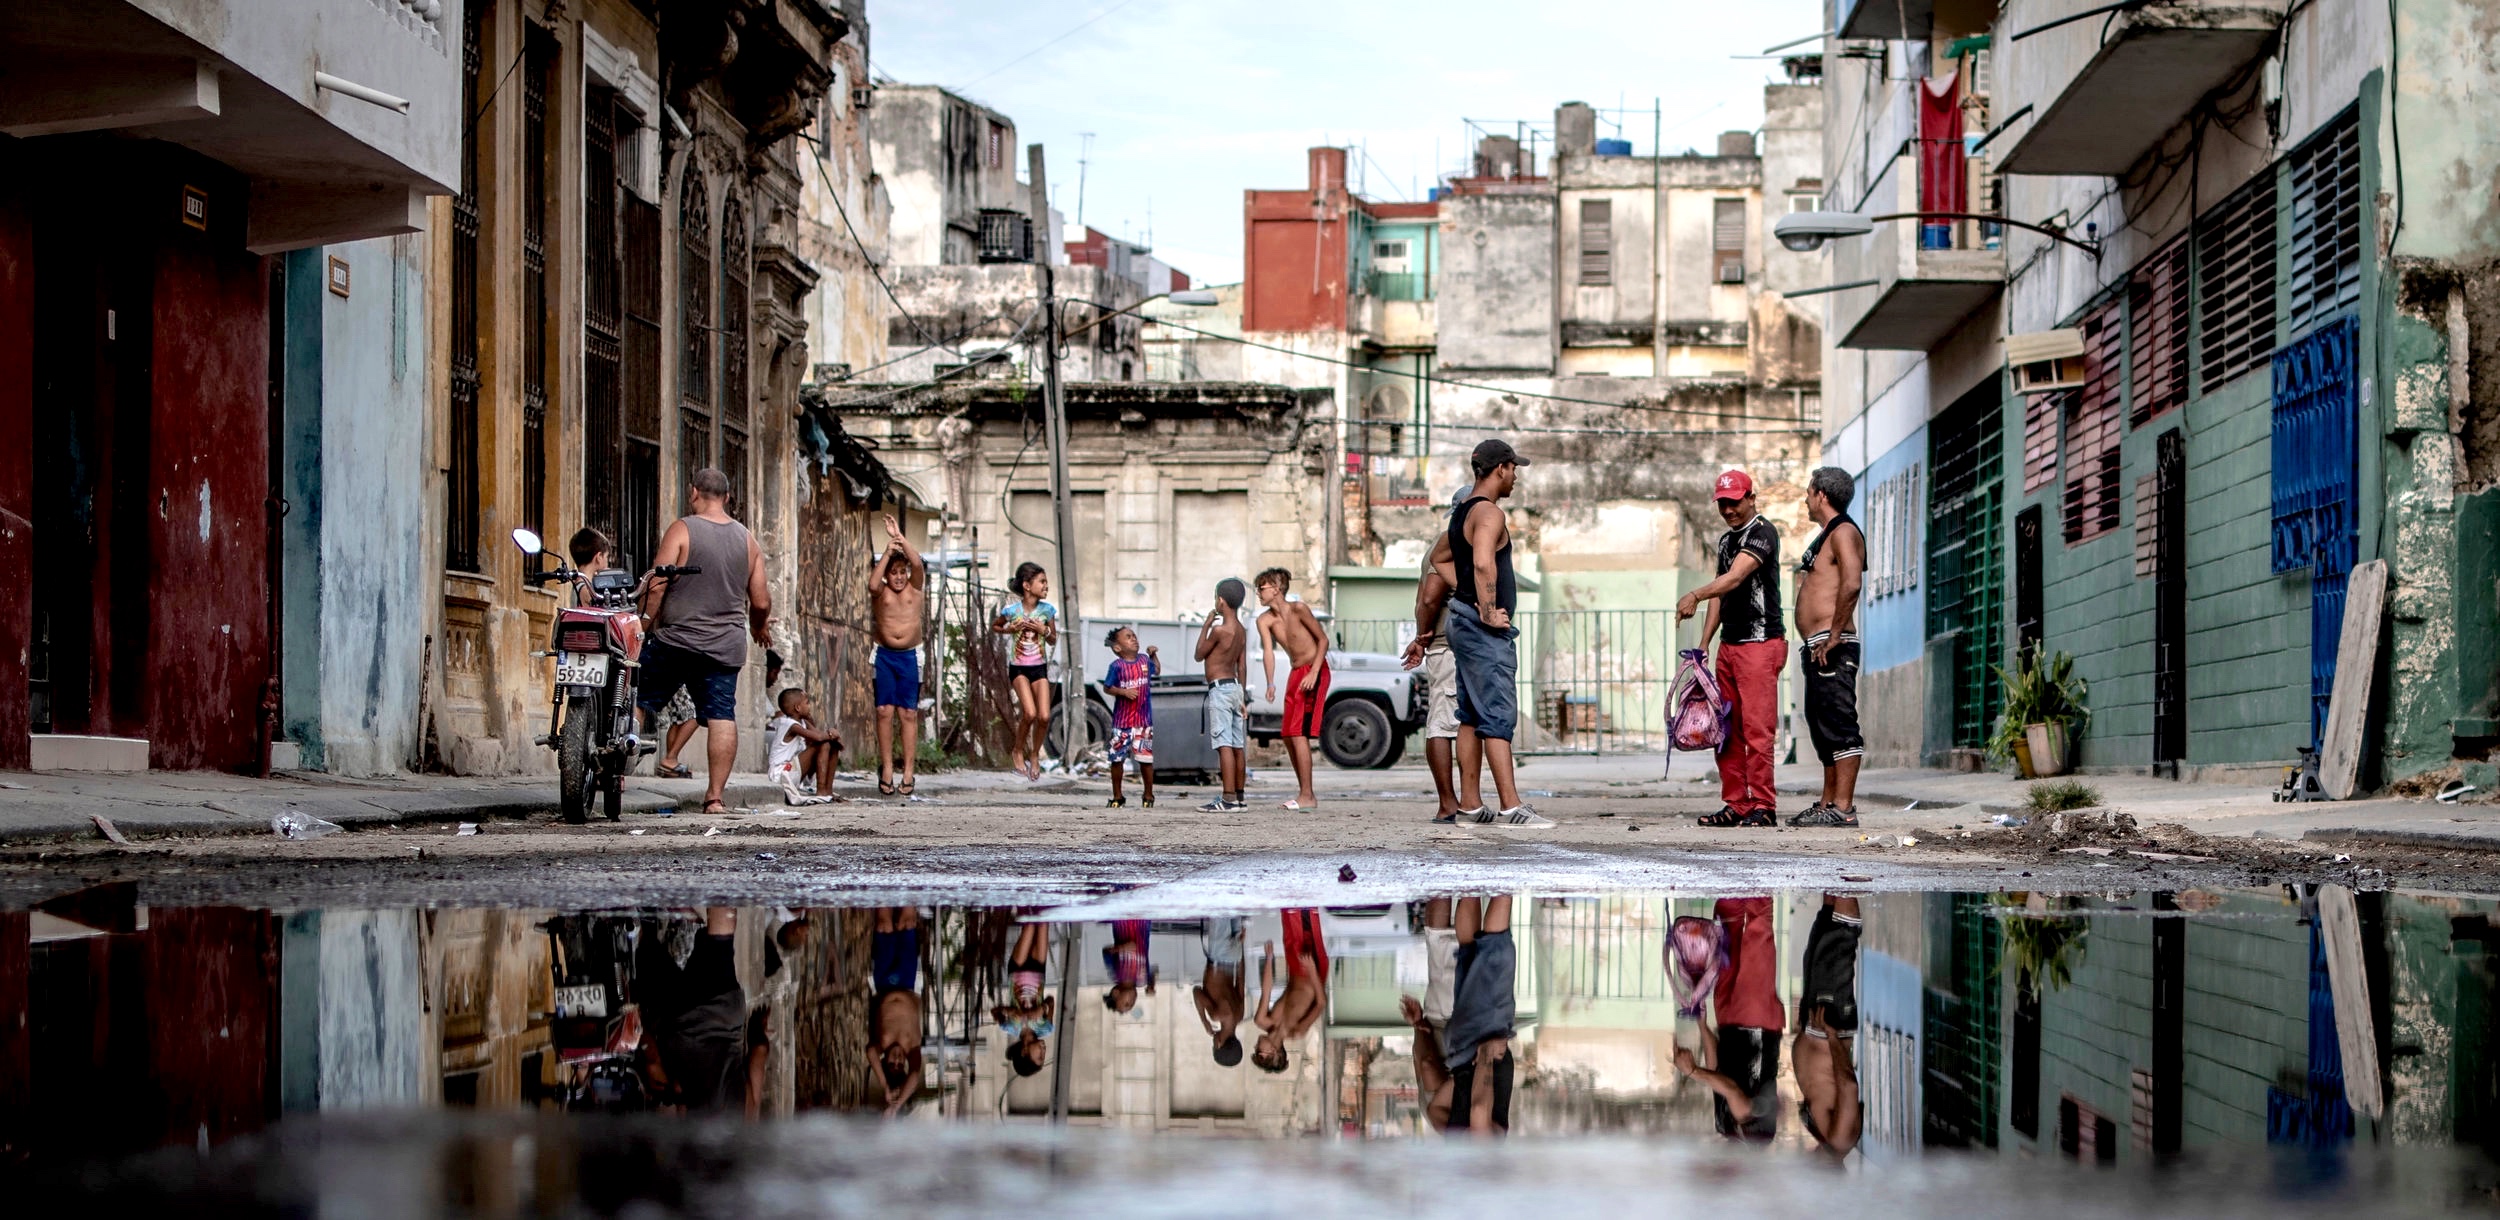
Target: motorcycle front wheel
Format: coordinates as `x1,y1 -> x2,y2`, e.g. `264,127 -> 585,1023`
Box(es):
557,693 -> 598,824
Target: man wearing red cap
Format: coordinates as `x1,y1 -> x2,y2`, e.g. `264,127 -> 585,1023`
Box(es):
1676,469 -> 1787,827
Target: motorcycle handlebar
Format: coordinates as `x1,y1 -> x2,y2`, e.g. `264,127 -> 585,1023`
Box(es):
651,564 -> 701,577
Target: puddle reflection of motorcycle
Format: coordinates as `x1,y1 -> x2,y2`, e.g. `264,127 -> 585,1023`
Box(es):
510,528 -> 701,823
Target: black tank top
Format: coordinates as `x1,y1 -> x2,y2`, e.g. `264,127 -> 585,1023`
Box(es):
1448,496 -> 1516,614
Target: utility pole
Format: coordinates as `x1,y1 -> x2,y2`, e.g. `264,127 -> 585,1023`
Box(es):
1029,142 -> 1088,768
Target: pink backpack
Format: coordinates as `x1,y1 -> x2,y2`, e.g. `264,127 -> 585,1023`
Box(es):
1664,648 -> 1729,775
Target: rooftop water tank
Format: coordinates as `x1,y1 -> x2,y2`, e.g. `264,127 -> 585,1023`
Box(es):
1594,138 -> 1633,157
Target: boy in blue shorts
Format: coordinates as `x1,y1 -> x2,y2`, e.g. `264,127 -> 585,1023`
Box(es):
1102,625 -> 1159,807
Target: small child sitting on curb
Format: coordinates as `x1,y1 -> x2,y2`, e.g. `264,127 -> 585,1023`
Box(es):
766,687 -> 842,805
1101,626 -> 1158,808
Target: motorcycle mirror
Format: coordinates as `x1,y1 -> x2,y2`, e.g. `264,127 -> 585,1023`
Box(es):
511,528 -> 543,556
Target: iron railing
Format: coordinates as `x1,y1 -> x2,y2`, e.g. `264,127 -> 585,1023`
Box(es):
1332,608 -> 1681,753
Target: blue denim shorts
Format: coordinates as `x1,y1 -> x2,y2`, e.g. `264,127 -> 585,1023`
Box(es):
636,639 -> 739,723
1445,603 -> 1519,741
1205,679 -> 1247,750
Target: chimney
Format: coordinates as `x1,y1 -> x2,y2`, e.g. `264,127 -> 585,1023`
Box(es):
1474,135 -> 1521,180
1309,147 -> 1348,198
1555,102 -> 1597,159
1717,130 -> 1757,158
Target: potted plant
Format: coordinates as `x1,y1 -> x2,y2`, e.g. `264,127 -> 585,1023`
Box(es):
1990,650 -> 2089,777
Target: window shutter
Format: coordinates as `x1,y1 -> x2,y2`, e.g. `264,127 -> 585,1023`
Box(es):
1578,199 -> 1612,286
2128,236 -> 2190,426
2062,299 -> 2125,544
1713,197 -> 1746,283
2197,173 -> 2278,392
2022,389 -> 2059,493
2286,107 -> 2362,337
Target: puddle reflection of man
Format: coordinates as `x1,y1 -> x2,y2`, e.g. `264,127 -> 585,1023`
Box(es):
1427,896 -> 1513,1135
1674,896 -> 1783,1141
868,907 -> 924,1115
1794,893 -> 1863,1159
636,906 -> 749,1112
1194,916 -> 1248,1066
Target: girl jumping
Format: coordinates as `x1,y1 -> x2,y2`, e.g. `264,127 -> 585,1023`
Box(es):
993,562 -> 1059,779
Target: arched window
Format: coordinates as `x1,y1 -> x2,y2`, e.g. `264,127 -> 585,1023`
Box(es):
678,165 -> 712,474
718,193 -> 750,517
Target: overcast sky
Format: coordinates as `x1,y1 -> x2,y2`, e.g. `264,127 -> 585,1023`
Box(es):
868,0 -> 1826,285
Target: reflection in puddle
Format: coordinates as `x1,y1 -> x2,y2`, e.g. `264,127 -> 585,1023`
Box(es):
8,882 -> 2500,1210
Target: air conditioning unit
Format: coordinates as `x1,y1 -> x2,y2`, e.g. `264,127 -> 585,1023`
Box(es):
2007,328 -> 2087,393
1718,260 -> 1747,284
851,86 -> 874,111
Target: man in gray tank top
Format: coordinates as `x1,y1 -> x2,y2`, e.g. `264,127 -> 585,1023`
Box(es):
637,467 -> 772,814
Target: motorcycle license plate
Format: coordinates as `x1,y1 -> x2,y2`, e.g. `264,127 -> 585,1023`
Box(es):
554,983 -> 609,1018
555,652 -> 610,688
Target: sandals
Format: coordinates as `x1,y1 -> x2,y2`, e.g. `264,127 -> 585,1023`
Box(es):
1698,805 -> 1776,828
878,777 -> 897,796
655,763 -> 693,779
701,799 -> 730,816
898,778 -> 916,797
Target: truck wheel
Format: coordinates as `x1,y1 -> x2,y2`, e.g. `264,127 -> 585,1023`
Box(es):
1047,700 -> 1114,761
1378,733 -> 1407,769
1320,697 -> 1395,769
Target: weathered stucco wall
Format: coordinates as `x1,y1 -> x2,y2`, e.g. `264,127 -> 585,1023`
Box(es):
1437,192 -> 1556,373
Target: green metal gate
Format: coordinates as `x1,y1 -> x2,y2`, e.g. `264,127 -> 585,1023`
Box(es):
1928,388 -> 2007,750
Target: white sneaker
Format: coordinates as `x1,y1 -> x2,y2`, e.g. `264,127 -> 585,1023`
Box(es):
1457,805 -> 1491,824
1492,804 -> 1554,828
1196,796 -> 1229,813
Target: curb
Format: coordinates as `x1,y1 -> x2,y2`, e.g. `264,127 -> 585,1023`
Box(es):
2301,826 -> 2500,853
0,779 -> 790,846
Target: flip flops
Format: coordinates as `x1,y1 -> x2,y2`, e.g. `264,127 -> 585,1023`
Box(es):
655,763 -> 693,779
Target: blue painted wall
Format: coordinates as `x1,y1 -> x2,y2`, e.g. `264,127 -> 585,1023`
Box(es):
1856,426 -> 1929,674
277,238 -> 428,776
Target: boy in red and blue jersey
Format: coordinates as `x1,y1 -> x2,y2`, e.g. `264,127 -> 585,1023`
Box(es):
1102,626 -> 1159,807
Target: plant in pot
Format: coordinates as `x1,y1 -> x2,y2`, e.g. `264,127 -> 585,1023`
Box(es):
1990,650 -> 2089,777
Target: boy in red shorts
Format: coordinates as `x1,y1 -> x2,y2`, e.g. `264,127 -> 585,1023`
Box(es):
1255,568 -> 1330,811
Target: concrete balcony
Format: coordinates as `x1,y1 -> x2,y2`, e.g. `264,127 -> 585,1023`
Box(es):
1995,0 -> 2288,176
0,0 -> 461,251
1830,155 -> 2004,351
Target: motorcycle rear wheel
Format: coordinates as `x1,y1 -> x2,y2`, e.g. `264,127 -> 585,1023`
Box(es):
557,695 -> 598,824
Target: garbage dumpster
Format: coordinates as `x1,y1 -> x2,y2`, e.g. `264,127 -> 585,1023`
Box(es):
1148,674 -> 1216,780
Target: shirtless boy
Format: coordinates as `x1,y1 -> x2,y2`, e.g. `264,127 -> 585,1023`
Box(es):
1255,569 -> 1329,811
869,514 -> 927,797
1251,907 -> 1330,1073
1194,578 -> 1251,812
1792,467 -> 1866,827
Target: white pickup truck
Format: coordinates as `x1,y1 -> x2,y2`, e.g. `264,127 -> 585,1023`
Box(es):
1058,608 -> 1425,769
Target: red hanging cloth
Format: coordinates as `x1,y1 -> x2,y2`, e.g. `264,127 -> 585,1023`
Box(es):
1919,72 -> 1967,219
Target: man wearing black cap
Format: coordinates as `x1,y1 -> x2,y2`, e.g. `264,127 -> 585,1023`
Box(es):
1446,439 -> 1551,828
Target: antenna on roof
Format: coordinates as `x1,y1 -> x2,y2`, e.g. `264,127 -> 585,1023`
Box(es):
1076,132 -> 1095,233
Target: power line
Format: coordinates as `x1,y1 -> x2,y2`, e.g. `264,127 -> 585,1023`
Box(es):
805,137 -> 949,351
960,0 -> 1146,89
1140,317 -> 1781,420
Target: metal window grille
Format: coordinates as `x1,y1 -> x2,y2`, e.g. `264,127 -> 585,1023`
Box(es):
1927,391 -> 2006,750
584,89 -> 624,548
719,194 -> 750,517
2128,236 -> 2190,425
680,166 -> 711,409
2021,389 -> 2059,493
446,0 -> 484,573
2197,171 -> 2278,392
1864,461 -> 1922,599
2287,106 -> 2362,338
520,26 -> 553,539
2061,299 -> 2124,544
1713,197 -> 1746,283
1578,199 -> 1612,286
978,209 -> 1033,263
986,120 -> 1005,169
622,193 -> 663,570
1922,893 -> 2004,1148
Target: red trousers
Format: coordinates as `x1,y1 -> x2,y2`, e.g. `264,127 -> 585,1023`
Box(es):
1715,639 -> 1788,813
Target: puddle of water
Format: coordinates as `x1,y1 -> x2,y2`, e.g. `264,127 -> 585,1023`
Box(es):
7,881 -> 2500,1215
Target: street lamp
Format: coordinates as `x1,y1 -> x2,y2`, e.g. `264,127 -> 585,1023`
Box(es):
1031,282 -> 1219,768
1775,209 -> 2103,259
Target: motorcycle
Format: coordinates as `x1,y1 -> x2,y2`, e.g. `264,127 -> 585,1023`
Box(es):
510,528 -> 700,823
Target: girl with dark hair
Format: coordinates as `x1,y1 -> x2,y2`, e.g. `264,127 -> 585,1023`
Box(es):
991,563 -> 1058,779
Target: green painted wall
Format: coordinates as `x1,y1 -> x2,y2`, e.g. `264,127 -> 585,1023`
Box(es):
2182,374 -> 2314,763
2179,905 -> 2312,1146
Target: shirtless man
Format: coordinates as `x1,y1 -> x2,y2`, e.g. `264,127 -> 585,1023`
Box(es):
1255,568 -> 1329,811
1792,467 -> 1867,827
869,514 -> 927,797
1195,578 -> 1252,812
1400,500 -> 1464,823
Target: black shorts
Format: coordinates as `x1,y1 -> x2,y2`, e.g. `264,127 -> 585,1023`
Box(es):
1712,1024 -> 1783,1140
1802,633 -> 1864,766
636,639 -> 740,723
1801,903 -> 1861,1034
1009,663 -> 1049,686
